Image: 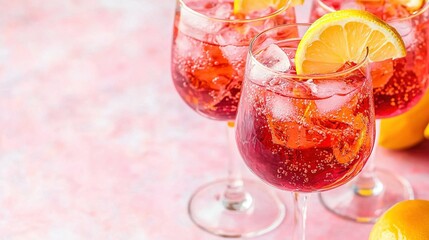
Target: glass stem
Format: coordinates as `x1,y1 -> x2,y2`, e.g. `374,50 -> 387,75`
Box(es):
222,121 -> 253,211
292,192 -> 309,240
353,119 -> 383,196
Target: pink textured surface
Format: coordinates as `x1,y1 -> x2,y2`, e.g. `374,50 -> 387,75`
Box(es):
0,0 -> 428,239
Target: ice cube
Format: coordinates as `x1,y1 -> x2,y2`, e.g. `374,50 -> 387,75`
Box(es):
174,33 -> 203,57
216,23 -> 259,46
313,80 -> 357,114
211,2 -> 232,19
248,44 -> 291,86
389,19 -> 414,48
258,44 -> 291,72
215,27 -> 245,45
248,61 -> 273,85
315,94 -> 354,114
304,79 -> 318,95
268,95 -> 295,121
179,6 -> 225,39
313,80 -> 356,98
220,45 -> 247,64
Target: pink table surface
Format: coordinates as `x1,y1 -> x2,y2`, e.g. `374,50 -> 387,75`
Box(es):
0,0 -> 428,239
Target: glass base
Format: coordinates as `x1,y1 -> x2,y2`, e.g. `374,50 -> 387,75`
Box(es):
188,178 -> 286,238
319,169 -> 414,223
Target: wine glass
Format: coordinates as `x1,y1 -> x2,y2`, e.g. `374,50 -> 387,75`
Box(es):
235,24 -> 375,239
311,0 -> 429,222
171,0 -> 296,237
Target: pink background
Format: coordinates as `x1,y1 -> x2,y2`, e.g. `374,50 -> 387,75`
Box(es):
0,0 -> 428,239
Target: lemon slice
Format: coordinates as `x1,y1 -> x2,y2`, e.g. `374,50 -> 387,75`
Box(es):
295,9 -> 406,75
233,0 -> 290,14
393,0 -> 425,12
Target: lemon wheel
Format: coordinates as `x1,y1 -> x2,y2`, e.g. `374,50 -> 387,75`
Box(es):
295,9 -> 406,75
304,10 -> 413,224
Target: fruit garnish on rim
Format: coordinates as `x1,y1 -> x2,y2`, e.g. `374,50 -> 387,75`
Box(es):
294,9 -> 406,75
290,9 -> 406,164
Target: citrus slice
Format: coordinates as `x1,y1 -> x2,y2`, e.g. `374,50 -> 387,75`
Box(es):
393,0 -> 425,12
295,9 -> 406,75
233,0 -> 290,14
369,200 -> 429,240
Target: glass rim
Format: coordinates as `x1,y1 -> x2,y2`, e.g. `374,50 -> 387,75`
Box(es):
177,0 -> 292,23
248,23 -> 370,80
316,0 -> 429,22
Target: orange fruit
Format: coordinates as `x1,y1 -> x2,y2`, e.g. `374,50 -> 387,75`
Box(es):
379,88 -> 429,149
369,200 -> 429,240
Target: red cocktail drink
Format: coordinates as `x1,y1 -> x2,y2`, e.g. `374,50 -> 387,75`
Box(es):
172,0 -> 296,120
